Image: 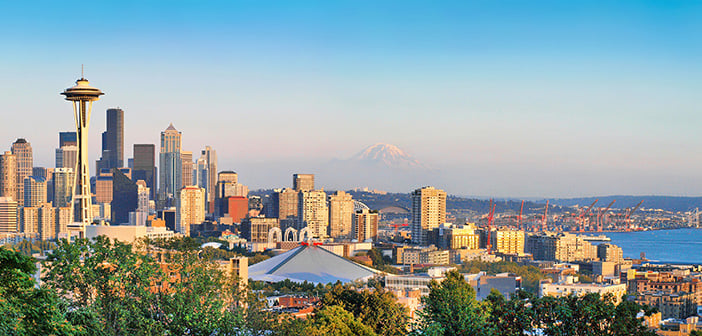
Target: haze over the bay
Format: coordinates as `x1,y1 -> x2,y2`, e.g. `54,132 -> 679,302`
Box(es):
1,1 -> 700,197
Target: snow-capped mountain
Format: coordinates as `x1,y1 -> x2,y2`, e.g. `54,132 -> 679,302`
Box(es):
350,143 -> 425,168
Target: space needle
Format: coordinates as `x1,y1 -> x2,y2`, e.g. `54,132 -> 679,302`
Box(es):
61,70 -> 104,228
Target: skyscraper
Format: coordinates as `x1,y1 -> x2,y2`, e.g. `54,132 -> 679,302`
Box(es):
293,174 -> 314,192
11,138 -> 33,207
111,168 -> 137,225
133,144 -> 156,200
61,76 -> 104,226
328,190 -> 354,239
0,151 -> 17,200
298,189 -> 328,239
181,151 -> 193,187
196,146 -> 217,214
268,188 -> 298,221
96,108 -> 124,171
53,168 -> 75,208
158,124 -> 182,209
411,186 -> 447,246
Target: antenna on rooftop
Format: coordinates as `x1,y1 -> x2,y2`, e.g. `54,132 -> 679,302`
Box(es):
81,64 -> 84,79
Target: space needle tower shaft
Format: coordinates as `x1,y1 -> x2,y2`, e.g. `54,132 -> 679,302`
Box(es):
61,73 -> 104,227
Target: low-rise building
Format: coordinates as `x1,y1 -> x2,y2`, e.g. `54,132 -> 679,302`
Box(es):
539,278 -> 627,304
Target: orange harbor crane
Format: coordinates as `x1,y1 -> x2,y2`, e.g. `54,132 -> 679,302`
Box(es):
579,199 -> 599,232
486,199 -> 496,254
596,200 -> 616,232
625,200 -> 644,230
517,200 -> 524,231
541,200 -> 549,232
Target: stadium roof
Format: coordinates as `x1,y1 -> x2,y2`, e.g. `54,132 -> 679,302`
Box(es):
248,244 -> 380,285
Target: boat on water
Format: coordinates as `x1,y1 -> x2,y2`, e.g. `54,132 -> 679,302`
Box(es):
582,235 -> 612,242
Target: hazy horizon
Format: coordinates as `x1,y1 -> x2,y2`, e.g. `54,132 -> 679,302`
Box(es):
1,1 -> 700,198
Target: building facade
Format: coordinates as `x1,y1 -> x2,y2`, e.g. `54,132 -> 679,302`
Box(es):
178,186 -> 205,236
352,208 -> 378,242
293,174 -> 314,192
0,197 -> 18,232
328,190 -> 354,239
298,189 -> 329,239
132,144 -> 156,200
158,124 -> 182,209
11,139 -> 33,207
411,186 -> 447,246
96,108 -> 124,171
0,151 -> 16,200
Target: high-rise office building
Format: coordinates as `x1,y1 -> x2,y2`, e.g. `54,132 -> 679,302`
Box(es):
58,132 -> 77,147
213,171 -> 248,217
328,190 -> 354,239
24,176 -> 47,208
181,151 -> 193,187
96,108 -> 124,171
411,186 -> 447,246
158,124 -> 182,209
55,145 -> 78,169
195,146 -> 217,214
112,168 -> 137,225
0,197 -> 18,233
0,151 -> 17,200
132,144 -> 156,200
55,206 -> 72,236
293,174 -> 314,192
11,138 -> 33,207
95,169 -> 114,204
353,209 -> 379,242
298,189 -> 328,239
53,168 -> 74,208
129,180 -> 149,226
178,186 -> 205,236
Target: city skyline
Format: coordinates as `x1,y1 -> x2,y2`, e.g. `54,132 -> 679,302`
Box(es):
1,2 -> 701,197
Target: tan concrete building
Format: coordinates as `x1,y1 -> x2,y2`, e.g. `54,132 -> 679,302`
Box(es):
352,208 -> 379,242
298,189 -> 328,239
539,279 -> 627,304
23,176 -> 47,208
19,206 -> 38,236
178,186 -> 205,236
181,151 -> 193,188
328,190 -> 354,239
272,188 -> 298,221
597,243 -> 624,263
527,232 -> 596,262
411,186 -> 446,246
241,217 -> 279,243
0,151 -> 16,200
38,203 -> 55,241
0,197 -> 18,233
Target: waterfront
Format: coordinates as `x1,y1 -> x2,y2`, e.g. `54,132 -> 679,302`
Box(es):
589,228 -> 702,264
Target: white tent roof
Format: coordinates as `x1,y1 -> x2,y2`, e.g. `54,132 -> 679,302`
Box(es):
248,244 -> 380,285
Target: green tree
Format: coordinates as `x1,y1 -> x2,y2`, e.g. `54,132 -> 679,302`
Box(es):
413,269 -> 489,336
322,283 -> 409,336
303,305 -> 377,336
0,246 -> 76,336
485,289 -> 536,336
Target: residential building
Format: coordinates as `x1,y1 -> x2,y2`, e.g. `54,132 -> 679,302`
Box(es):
298,189 -> 328,239
491,229 -> 526,255
55,145 -> 78,170
0,197 -> 18,232
178,186 -> 205,236
411,186 -> 447,246
328,190 -> 354,239
181,151 -> 193,188
597,243 -> 624,263
539,278 -> 627,304
527,232 -> 597,262
269,188 -> 298,220
224,196 -> 249,224
352,208 -> 378,242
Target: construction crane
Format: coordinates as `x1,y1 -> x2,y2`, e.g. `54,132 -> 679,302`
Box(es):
596,200 -> 615,232
487,199 -> 495,254
517,200 -> 524,231
579,199 -> 598,232
541,200 -> 549,232
390,223 -> 409,234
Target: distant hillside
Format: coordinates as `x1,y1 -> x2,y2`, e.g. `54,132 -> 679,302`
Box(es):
544,195 -> 702,212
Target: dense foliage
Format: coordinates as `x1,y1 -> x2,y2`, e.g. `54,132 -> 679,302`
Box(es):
461,259 -> 548,293
0,241 -> 658,336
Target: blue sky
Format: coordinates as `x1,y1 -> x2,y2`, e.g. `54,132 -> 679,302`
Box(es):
0,1 -> 700,197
